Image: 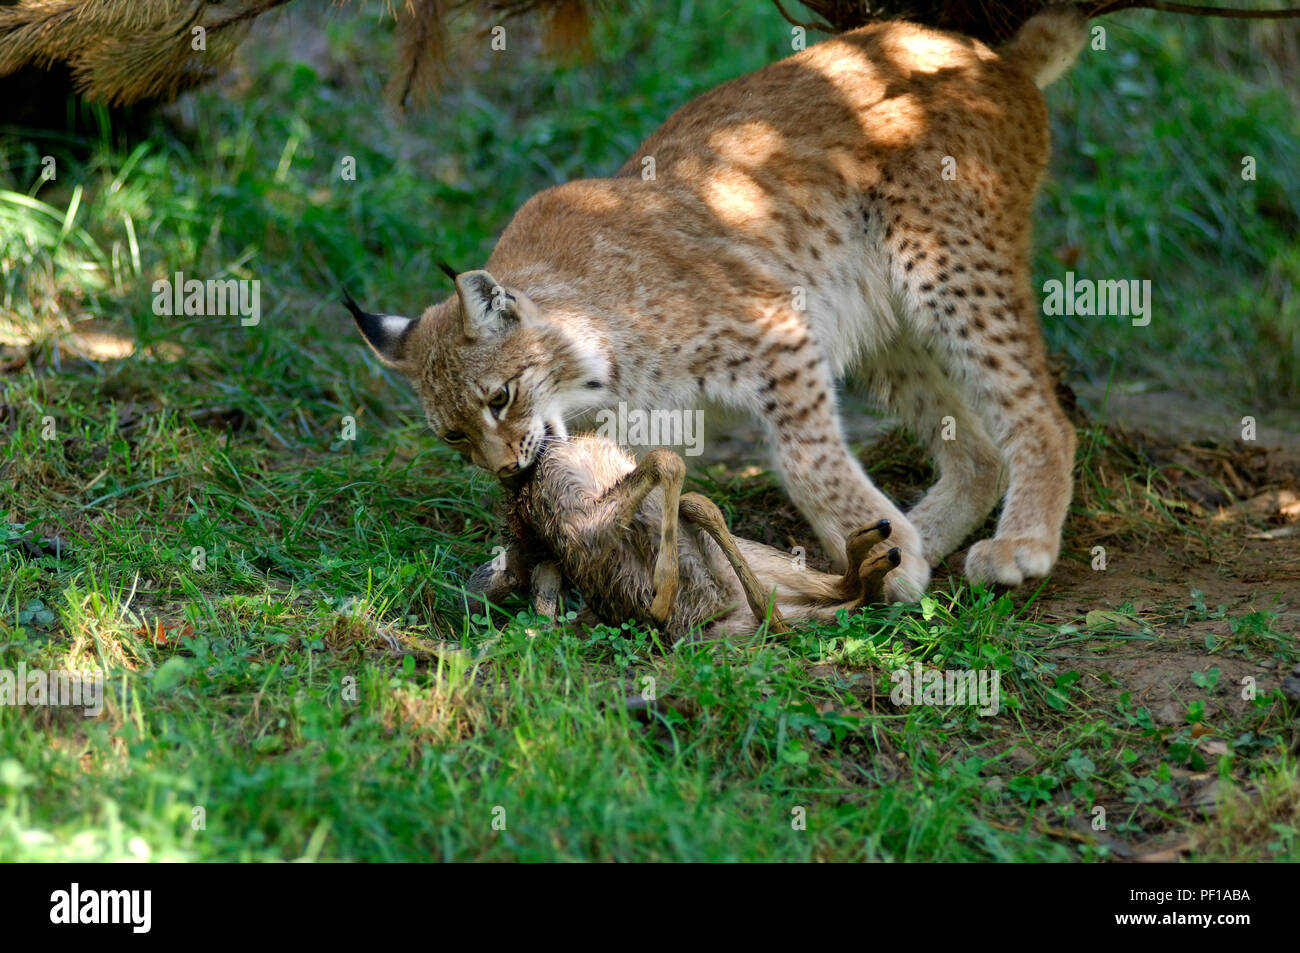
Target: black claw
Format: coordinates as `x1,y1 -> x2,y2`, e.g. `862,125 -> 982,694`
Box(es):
887,546 -> 901,567
876,518 -> 892,537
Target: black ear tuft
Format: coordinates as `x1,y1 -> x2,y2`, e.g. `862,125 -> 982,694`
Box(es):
341,288 -> 365,322
437,261 -> 458,283
342,288 -> 415,367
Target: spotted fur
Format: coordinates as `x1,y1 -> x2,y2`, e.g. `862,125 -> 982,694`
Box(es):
353,8 -> 1087,598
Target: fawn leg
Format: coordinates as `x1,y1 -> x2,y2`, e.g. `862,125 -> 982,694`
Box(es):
603,448 -> 686,622
855,547 -> 902,606
464,540 -> 529,617
530,561 -> 563,621
678,492 -> 789,634
840,519 -> 893,601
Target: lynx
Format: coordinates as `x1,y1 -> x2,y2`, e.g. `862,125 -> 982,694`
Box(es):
351,8 -> 1087,601
457,436 -> 901,640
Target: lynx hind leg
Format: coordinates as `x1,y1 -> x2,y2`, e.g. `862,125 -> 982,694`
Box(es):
885,200 -> 1076,587
606,447 -> 685,622
859,335 -> 1004,567
944,281 -> 1074,587
678,492 -> 788,634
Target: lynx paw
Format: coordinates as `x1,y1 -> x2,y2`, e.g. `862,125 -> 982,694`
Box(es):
878,518 -> 929,602
964,537 -> 1056,588
884,549 -> 930,603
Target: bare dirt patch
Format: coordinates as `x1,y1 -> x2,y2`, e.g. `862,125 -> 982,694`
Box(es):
1021,534 -> 1299,724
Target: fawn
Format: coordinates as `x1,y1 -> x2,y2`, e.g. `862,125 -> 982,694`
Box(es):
464,434 -> 900,640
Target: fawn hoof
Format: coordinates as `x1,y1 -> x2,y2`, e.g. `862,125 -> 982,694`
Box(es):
841,515 -> 927,603
648,581 -> 678,623
844,519 -> 893,566
856,546 -> 902,605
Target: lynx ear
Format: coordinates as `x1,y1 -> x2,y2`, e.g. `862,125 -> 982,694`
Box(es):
454,269 -> 517,340
343,289 -> 415,367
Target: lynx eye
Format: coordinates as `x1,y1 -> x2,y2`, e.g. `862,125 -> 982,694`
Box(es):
487,386 -> 511,412
443,430 -> 468,444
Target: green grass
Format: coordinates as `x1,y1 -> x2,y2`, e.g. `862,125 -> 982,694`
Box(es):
1039,17 -> 1300,405
1,2 -> 1297,861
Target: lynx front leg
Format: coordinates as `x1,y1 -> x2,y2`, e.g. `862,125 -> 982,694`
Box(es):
756,357 -> 929,602
678,493 -> 788,634
605,447 -> 685,622
892,229 -> 1076,586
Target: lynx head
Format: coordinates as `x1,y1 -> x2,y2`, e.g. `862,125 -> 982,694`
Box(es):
346,268 -> 607,480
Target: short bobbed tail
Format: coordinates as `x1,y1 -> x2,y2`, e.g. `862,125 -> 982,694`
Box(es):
999,7 -> 1089,88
